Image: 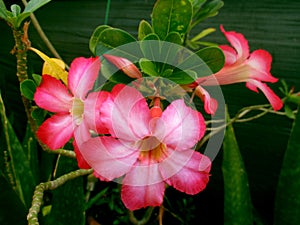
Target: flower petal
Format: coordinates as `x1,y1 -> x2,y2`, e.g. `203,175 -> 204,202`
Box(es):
100,84 -> 151,141
247,49 -> 278,83
121,161 -> 165,210
73,139 -> 91,169
84,91 -> 110,134
195,85 -> 218,115
78,137 -> 139,181
37,114 -> 73,150
34,75 -> 73,113
160,149 -> 211,194
155,99 -> 206,150
246,80 -> 283,111
68,57 -> 100,99
103,54 -> 142,79
220,25 -> 249,62
220,45 -> 237,66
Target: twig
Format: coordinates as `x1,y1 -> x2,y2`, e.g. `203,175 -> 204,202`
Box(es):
27,168 -> 93,225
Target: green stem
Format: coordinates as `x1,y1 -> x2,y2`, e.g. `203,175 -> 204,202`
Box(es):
104,0 -> 111,25
128,207 -> 154,225
27,169 -> 93,225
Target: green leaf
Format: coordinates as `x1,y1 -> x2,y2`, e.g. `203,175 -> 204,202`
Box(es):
23,0 -> 51,14
89,25 -> 111,55
196,46 -> 224,73
0,0 -> 8,20
139,58 -> 159,77
95,27 -> 136,56
192,0 -> 224,25
152,0 -> 193,40
190,27 -> 216,42
20,79 -> 36,100
32,73 -> 42,86
45,157 -> 85,225
222,108 -> 253,225
11,4 -> 21,17
0,94 -> 36,209
274,106 -> 300,225
164,31 -> 183,45
165,69 -> 197,84
138,19 -> 153,40
140,34 -> 160,60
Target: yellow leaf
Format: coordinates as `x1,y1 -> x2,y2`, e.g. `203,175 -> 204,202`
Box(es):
29,47 -> 68,85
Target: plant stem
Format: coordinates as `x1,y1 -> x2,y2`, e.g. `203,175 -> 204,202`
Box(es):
27,169 -> 93,225
128,207 -> 154,225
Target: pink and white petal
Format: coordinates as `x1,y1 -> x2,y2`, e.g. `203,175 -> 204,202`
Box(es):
68,57 -> 100,99
195,85 -> 218,115
73,119 -> 91,145
79,136 -> 139,181
246,80 -> 283,111
100,84 -> 151,141
220,25 -> 249,62
34,75 -> 73,113
121,161 -> 165,210
84,91 -> 110,134
219,45 -> 237,66
73,139 -> 91,169
121,182 -> 165,210
103,54 -> 142,79
36,114 -> 73,150
155,99 -> 206,150
247,49 -> 278,83
159,149 -> 211,195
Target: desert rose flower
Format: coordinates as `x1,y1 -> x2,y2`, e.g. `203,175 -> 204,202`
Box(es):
34,56 -> 108,150
197,25 -> 283,111
78,84 -> 211,210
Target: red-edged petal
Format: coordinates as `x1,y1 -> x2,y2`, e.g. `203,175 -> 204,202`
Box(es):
73,139 -> 91,169
34,75 -> 73,113
84,91 -> 110,134
220,25 -> 249,62
36,114 -> 73,150
220,45 -> 237,66
247,49 -> 278,83
160,149 -> 211,194
68,57 -> 100,99
246,80 -> 283,111
155,99 -> 206,150
103,54 -> 142,79
121,161 -> 165,210
100,84 -> 151,141
78,137 -> 139,181
195,86 -> 218,115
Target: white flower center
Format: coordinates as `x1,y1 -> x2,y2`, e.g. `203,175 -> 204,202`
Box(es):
138,136 -> 167,162
71,98 -> 84,125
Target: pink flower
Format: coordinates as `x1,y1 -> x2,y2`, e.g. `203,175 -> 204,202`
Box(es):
78,84 -> 211,210
34,57 -> 109,150
197,25 -> 283,111
103,54 -> 142,79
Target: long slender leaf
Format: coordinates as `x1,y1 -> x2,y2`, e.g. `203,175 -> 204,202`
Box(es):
0,0 -> 8,20
222,108 -> 253,225
23,0 -> 51,13
0,94 -> 35,209
274,106 -> 300,225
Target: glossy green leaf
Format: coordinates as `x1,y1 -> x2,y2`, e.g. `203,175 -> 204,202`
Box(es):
140,35 -> 160,61
23,0 -> 51,14
45,157 -> 85,225
196,46 -> 224,73
164,31 -> 183,45
274,106 -> 300,225
0,0 -> 7,20
0,94 -> 35,209
192,0 -> 224,25
138,19 -> 153,40
166,69 -> 197,84
20,79 -> 36,100
32,74 -> 42,86
95,27 -> 136,56
152,0 -> 193,40
222,109 -> 253,225
89,25 -> 111,55
139,58 -> 159,77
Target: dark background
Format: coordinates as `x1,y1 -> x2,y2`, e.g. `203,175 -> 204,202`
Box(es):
0,0 -> 299,224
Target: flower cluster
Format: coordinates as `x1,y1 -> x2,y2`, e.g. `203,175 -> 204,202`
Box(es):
34,27 -> 283,210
